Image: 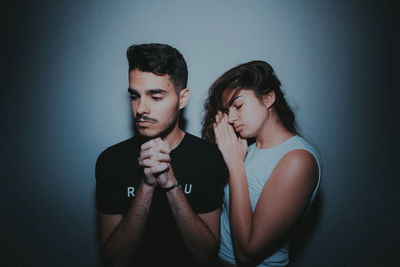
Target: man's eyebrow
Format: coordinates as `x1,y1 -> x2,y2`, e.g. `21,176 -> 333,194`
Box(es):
128,88 -> 167,95
128,88 -> 138,95
146,89 -> 167,95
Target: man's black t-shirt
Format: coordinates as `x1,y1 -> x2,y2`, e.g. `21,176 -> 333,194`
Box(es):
95,133 -> 227,266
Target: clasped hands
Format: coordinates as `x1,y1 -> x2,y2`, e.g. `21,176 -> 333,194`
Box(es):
138,138 -> 176,188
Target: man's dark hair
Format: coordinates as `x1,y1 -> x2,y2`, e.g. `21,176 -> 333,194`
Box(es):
127,43 -> 188,91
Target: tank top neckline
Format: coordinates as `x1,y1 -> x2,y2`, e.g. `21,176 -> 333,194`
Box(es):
252,135 -> 298,151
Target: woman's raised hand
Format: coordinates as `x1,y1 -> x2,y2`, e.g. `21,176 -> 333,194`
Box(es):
213,111 -> 247,167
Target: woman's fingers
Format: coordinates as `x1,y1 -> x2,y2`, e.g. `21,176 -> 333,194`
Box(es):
214,122 -> 222,144
215,112 -> 220,124
214,111 -> 241,149
218,114 -> 237,145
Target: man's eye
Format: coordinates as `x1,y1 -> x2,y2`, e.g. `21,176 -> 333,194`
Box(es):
152,96 -> 163,101
235,104 -> 243,110
130,95 -> 138,101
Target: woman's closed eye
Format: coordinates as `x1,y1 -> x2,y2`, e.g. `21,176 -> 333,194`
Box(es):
234,103 -> 243,110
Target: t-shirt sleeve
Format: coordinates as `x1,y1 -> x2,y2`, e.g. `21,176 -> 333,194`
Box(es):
95,150 -> 124,214
192,149 -> 227,214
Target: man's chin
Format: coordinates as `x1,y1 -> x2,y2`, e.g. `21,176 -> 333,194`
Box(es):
136,128 -> 161,139
135,115 -> 178,140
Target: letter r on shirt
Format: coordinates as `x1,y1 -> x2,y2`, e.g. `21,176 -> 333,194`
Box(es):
127,186 -> 135,197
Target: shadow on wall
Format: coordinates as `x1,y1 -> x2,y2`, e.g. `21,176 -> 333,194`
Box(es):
92,191 -> 102,266
290,192 -> 324,265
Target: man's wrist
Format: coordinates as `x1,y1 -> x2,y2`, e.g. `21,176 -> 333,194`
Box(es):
161,181 -> 180,193
141,179 -> 157,191
143,179 -> 157,186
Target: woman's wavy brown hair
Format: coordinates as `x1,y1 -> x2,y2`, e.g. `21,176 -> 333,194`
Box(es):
201,60 -> 297,142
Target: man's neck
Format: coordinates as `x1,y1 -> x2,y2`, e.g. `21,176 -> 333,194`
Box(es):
162,125 -> 185,150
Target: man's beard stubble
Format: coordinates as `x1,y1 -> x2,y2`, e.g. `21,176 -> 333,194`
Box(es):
135,104 -> 180,142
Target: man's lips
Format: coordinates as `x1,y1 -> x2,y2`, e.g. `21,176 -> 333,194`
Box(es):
136,120 -> 154,126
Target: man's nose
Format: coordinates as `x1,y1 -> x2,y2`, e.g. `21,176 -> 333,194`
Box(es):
136,99 -> 149,115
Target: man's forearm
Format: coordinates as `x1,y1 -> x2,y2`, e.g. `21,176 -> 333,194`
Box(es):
102,182 -> 154,266
166,186 -> 219,263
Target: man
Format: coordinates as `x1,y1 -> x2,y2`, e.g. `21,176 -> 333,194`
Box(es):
95,43 -> 226,266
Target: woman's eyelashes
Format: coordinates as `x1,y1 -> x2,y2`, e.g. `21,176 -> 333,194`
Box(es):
232,101 -> 243,110
234,104 -> 243,110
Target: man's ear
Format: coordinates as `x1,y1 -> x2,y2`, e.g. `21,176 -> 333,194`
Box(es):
263,91 -> 276,108
178,88 -> 190,110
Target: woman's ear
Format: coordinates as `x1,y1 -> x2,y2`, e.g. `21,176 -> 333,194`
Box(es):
263,91 -> 276,108
178,88 -> 190,110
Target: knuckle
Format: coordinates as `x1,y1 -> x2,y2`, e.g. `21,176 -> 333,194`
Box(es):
151,166 -> 160,173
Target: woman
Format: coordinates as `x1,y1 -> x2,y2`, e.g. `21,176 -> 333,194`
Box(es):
202,61 -> 321,266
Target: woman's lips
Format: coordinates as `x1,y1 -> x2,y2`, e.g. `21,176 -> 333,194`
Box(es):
234,124 -> 243,132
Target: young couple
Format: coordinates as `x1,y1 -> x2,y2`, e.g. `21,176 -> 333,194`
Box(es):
95,43 -> 321,267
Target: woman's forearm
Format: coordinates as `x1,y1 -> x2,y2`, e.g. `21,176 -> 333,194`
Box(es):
227,163 -> 255,262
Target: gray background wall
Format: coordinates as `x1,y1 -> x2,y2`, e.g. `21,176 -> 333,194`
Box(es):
1,0 -> 399,266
